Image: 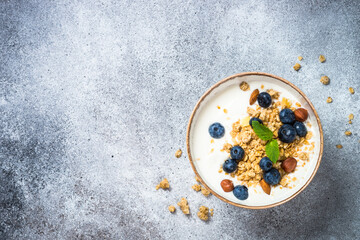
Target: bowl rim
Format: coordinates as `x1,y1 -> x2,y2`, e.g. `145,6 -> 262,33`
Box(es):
186,72 -> 324,209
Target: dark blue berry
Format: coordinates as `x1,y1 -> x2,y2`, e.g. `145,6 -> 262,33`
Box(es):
233,185 -> 248,200
279,108 -> 296,124
230,146 -> 245,161
278,124 -> 296,143
257,92 -> 272,108
259,157 -> 273,172
209,122 -> 225,139
249,117 -> 263,129
223,159 -> 238,173
264,168 -> 281,185
293,121 -> 307,137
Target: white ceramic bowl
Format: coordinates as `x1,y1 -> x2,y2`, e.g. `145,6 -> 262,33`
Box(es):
186,72 -> 323,209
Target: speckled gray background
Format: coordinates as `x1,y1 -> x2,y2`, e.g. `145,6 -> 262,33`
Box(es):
1,0 -> 359,239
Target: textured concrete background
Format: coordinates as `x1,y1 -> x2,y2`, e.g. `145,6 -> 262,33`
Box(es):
0,0 -> 359,239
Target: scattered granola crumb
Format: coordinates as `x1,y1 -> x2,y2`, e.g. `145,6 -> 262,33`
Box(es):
298,56 -> 303,61
197,206 -> 209,221
293,63 -> 301,71
195,176 -> 201,182
222,143 -> 232,153
201,186 -> 211,197
192,184 -> 202,192
177,198 -> 190,214
156,178 -> 170,190
295,102 -> 301,107
223,109 -> 228,113
349,87 -> 355,94
239,81 -> 250,91
336,144 -> 343,149
168,205 -> 176,213
326,97 -> 333,103
210,139 -> 214,143
349,114 -> 354,120
217,105 -> 221,109
319,55 -> 326,63
267,89 -> 280,99
210,208 -> 214,216
175,149 -> 182,158
320,76 -> 330,85
261,84 -> 264,89
349,120 -> 352,124
345,131 -> 352,136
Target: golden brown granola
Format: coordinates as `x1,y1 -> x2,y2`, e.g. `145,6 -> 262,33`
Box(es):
320,76 -> 330,85
349,114 -> 354,120
349,87 -> 355,94
326,97 -> 333,103
201,187 -> 211,197
240,81 -> 250,91
345,131 -> 352,136
168,205 -> 176,213
197,206 -> 209,221
175,149 -> 182,158
298,56 -> 303,61
156,178 -> 169,190
293,63 -> 301,71
210,208 -> 214,216
336,144 -> 343,149
319,55 -> 326,63
192,184 -> 201,192
220,92 -> 313,188
195,176 -> 201,182
177,198 -> 190,214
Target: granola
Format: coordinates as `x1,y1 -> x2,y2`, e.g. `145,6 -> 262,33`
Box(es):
156,178 -> 169,190
197,206 -> 209,221
320,76 -> 330,85
168,205 -> 176,213
293,63 -> 301,71
177,198 -> 190,214
349,87 -> 355,94
326,97 -> 333,103
175,149 -> 182,158
319,55 -> 326,63
192,184 -> 201,192
240,81 -> 250,91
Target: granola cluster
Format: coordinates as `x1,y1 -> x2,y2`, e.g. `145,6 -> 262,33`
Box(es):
221,89 -> 313,188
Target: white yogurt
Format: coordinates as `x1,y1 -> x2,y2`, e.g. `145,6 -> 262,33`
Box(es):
189,75 -> 321,207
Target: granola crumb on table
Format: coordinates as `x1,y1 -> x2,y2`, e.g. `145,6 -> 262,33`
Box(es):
320,76 -> 330,85
298,56 -> 303,61
319,55 -> 326,63
201,187 -> 211,197
326,97 -> 333,103
345,131 -> 352,136
349,87 -> 355,94
293,63 -> 301,71
168,205 -> 176,213
197,206 -> 209,221
192,184 -> 201,192
175,149 -> 182,158
336,144 -> 343,149
177,198 -> 190,214
210,208 -> 214,216
349,114 -> 354,120
156,178 -> 170,190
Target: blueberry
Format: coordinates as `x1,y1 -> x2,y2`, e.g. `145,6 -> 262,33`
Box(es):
259,157 -> 273,172
249,117 -> 263,129
279,108 -> 295,124
230,146 -> 245,161
257,92 -> 272,108
223,159 -> 238,173
233,185 -> 249,200
278,124 -> 296,143
293,121 -> 307,137
264,168 -> 281,185
209,122 -> 225,139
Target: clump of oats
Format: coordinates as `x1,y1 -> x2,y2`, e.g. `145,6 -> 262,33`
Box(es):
298,56 -> 303,61
177,198 -> 190,214
192,184 -> 201,192
326,97 -> 333,103
156,178 -> 170,190
349,114 -> 354,120
201,187 -> 211,197
195,176 -> 201,182
336,144 -> 343,149
345,131 -> 352,136
293,63 -> 301,71
240,81 -> 250,91
349,87 -> 355,94
168,205 -> 176,213
210,208 -> 214,216
319,55 -> 326,63
197,206 -> 209,221
175,149 -> 182,158
267,89 -> 280,99
320,76 -> 330,85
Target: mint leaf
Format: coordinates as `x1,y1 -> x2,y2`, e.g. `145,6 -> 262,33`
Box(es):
251,121 -> 273,141
266,139 -> 280,163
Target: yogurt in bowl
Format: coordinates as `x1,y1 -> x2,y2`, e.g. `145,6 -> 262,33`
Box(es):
186,72 -> 323,209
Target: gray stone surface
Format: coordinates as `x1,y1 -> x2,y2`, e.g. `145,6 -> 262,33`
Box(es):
0,0 -> 359,239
